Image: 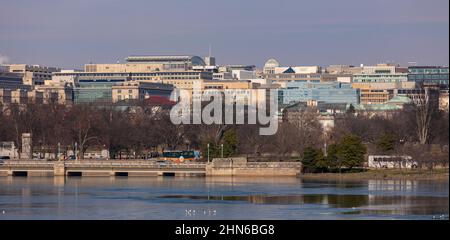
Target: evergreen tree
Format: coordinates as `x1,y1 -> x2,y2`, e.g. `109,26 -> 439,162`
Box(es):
326,144 -> 339,171
301,147 -> 318,173
314,150 -> 328,173
222,129 -> 238,157
337,134 -> 367,170
376,133 -> 396,153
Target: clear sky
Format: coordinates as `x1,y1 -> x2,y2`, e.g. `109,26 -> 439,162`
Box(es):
0,0 -> 448,69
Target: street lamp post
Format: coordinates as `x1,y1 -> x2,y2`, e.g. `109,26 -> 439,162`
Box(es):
221,144 -> 224,158
57,142 -> 60,161
74,142 -> 78,161
207,143 -> 210,163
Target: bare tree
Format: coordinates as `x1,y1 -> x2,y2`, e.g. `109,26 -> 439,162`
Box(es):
67,105 -> 101,159
415,86 -> 439,144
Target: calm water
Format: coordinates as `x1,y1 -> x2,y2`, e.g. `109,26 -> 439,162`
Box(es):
0,176 -> 448,220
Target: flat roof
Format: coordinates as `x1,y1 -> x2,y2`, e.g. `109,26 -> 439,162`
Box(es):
126,55 -> 200,61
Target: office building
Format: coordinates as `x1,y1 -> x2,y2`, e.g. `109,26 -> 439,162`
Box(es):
352,81 -> 416,105
52,70 -> 212,90
278,81 -> 360,105
274,66 -> 320,74
325,65 -> 363,74
262,58 -> 322,83
353,73 -> 408,83
408,66 -> 449,90
0,71 -> 29,90
34,80 -> 74,104
219,65 -> 256,73
85,55 -> 206,73
73,78 -> 127,104
5,64 -> 60,85
212,72 -> 233,80
360,63 -> 398,74
111,81 -> 173,103
231,70 -> 256,80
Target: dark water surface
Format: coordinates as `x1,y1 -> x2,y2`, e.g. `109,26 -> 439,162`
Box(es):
0,176 -> 448,220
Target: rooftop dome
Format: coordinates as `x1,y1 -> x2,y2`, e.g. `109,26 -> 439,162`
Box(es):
264,58 -> 280,68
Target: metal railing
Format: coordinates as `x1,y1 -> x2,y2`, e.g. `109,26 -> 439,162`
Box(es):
2,161 -> 54,167
65,162 -> 206,168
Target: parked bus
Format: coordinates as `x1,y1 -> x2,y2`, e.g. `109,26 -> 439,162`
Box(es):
162,150 -> 199,163
368,155 -> 418,169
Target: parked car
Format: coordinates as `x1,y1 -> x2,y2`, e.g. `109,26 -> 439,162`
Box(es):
0,156 -> 10,160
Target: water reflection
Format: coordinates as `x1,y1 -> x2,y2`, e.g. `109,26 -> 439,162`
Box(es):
158,193 -> 448,216
0,176 -> 448,220
368,179 -> 417,191
158,194 -> 370,207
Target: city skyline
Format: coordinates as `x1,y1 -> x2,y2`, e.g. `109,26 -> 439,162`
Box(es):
0,0 -> 449,69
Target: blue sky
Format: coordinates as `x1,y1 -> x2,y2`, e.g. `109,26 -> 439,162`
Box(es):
0,0 -> 448,69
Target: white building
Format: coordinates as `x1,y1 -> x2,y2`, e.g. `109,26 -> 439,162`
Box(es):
51,70 -> 80,84
263,58 -> 320,75
362,64 -> 397,74
274,66 -> 320,74
263,58 -> 280,74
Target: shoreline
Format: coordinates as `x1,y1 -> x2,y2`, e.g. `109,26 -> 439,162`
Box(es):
300,169 -> 449,181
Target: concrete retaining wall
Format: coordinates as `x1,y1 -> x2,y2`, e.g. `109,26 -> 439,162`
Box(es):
206,158 -> 301,177
0,159 -> 301,177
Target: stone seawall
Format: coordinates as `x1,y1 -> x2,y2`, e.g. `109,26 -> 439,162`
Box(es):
0,159 -> 301,177
206,158 -> 301,177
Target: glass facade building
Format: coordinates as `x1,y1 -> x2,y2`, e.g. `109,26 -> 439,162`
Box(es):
74,79 -> 125,104
278,81 -> 360,105
408,66 -> 449,89
0,72 -> 30,90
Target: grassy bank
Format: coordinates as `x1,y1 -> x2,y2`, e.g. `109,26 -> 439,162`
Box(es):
300,168 -> 449,181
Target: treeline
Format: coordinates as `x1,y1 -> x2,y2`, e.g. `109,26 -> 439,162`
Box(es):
300,108 -> 449,172
0,101 -> 448,170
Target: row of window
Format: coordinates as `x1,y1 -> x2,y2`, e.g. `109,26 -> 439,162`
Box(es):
161,76 -> 201,80
408,74 -> 448,80
117,95 -> 134,100
361,95 -> 389,98
409,69 -> 449,74
116,90 -> 133,94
